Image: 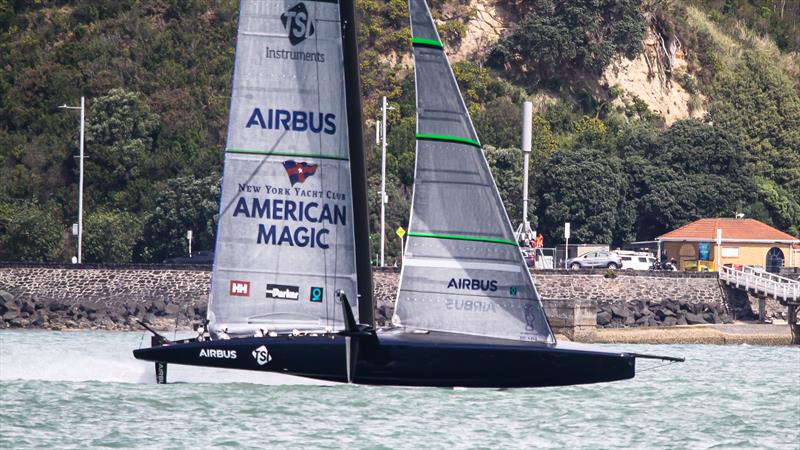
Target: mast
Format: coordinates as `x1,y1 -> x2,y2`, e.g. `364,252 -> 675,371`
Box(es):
340,0 -> 374,326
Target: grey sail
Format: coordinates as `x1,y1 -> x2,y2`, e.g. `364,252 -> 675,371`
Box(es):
208,0 -> 358,336
392,0 -> 555,343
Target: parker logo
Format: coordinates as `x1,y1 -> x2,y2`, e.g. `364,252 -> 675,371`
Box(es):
252,345 -> 272,366
229,280 -> 251,297
281,2 -> 315,45
199,348 -> 237,359
266,284 -> 300,300
283,160 -> 318,186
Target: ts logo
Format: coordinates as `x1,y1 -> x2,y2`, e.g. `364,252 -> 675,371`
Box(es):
252,345 -> 273,366
281,3 -> 315,45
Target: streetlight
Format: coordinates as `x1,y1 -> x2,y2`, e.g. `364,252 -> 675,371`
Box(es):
376,96 -> 395,267
60,96 -> 86,264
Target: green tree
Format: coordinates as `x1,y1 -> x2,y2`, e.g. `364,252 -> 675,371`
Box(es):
484,146 -> 528,227
489,0 -> 645,87
83,210 -> 143,263
367,172 -> 411,264
628,120 -> 758,239
86,88 -> 160,210
706,51 -> 800,231
140,175 -> 220,262
537,148 -> 627,245
473,97 -> 523,148
0,202 -> 63,262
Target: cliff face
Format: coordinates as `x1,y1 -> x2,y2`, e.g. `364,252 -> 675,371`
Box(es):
450,0 -> 702,125
601,28 -> 703,126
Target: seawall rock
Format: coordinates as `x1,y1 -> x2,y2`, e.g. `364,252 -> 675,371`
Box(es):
0,264 -> 746,331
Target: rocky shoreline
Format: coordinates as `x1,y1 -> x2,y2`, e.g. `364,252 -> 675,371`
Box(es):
1,264 -> 795,345
1,287 -> 792,346
0,289 -> 201,332
596,299 -> 735,328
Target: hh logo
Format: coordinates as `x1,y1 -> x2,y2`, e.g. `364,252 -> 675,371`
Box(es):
281,2 -> 315,45
252,345 -> 272,365
283,160 -> 317,186
229,280 -> 251,297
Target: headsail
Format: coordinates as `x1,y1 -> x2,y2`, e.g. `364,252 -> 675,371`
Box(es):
208,0 -> 358,336
392,0 -> 555,343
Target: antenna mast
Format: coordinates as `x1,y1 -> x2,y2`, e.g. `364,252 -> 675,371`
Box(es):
514,101 -> 535,247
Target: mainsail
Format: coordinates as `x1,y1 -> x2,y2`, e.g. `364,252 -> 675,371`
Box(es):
208,0 -> 359,335
392,0 -> 555,343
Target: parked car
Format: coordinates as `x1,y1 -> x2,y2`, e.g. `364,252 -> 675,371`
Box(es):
163,250 -> 214,265
617,252 -> 656,271
566,251 -> 622,270
520,248 -> 535,268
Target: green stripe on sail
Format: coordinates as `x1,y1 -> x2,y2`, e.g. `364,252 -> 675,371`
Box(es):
411,37 -> 444,49
226,149 -> 349,161
416,133 -> 481,148
408,232 -> 517,246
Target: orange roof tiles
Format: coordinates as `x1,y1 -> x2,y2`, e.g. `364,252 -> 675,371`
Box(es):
657,218 -> 799,242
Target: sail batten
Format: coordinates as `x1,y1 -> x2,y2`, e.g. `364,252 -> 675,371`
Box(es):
393,0 -> 555,343
208,0 -> 359,336
407,232 -> 518,246
415,133 -> 481,147
226,149 -> 350,160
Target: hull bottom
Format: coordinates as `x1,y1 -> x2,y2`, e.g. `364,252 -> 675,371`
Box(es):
133,330 -> 635,388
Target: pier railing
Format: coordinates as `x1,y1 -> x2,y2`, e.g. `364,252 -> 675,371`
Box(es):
719,265 -> 800,302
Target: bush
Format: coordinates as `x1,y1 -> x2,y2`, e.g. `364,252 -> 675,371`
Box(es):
0,202 -> 63,262
489,0 -> 645,87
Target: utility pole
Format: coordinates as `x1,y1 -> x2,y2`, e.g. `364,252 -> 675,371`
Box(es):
377,96 -> 394,267
564,222 -> 571,269
60,96 -> 85,264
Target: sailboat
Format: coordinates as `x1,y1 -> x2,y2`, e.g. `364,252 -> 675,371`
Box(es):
134,0 -> 682,387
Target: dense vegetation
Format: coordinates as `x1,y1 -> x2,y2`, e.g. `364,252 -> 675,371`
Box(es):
1,0 -> 798,263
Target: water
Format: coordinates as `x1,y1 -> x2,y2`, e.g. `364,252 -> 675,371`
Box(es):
1,330 -> 798,449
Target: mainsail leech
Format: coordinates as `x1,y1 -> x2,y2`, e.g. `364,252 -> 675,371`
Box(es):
208,0 -> 359,336
392,0 -> 555,343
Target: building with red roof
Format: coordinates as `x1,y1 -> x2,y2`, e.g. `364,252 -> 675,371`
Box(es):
656,218 -> 800,271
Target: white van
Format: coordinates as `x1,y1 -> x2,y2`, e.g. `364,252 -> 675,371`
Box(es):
616,251 -> 656,271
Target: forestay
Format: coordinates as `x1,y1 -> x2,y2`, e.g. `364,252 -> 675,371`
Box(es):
208,0 -> 358,336
392,0 -> 555,343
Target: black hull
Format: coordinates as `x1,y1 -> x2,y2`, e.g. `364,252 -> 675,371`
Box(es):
133,330 -> 635,388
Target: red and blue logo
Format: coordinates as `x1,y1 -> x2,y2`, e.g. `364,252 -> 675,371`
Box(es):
282,160 -> 317,186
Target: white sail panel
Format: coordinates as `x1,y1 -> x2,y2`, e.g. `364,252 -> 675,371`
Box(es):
392,0 -> 555,343
209,0 -> 357,336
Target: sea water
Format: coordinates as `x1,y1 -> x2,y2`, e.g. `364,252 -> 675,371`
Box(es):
1,330 -> 798,449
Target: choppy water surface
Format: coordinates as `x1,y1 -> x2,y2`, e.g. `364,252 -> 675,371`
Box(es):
1,330 -> 798,449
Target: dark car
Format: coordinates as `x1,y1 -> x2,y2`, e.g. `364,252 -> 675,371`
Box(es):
520,249 -> 535,268
163,250 -> 214,265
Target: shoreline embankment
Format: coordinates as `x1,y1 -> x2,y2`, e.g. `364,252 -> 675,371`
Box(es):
0,263 -> 794,345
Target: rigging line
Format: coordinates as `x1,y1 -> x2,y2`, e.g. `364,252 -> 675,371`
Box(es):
312,1 -> 335,329
636,360 -> 681,373
220,128 -> 291,217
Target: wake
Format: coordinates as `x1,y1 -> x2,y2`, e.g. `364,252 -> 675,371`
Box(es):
0,329 -> 332,385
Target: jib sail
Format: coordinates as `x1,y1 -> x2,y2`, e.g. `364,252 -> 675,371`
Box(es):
208,0 -> 358,336
392,0 -> 555,343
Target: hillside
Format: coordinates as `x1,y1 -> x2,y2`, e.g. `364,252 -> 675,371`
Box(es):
1,0 -> 798,263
